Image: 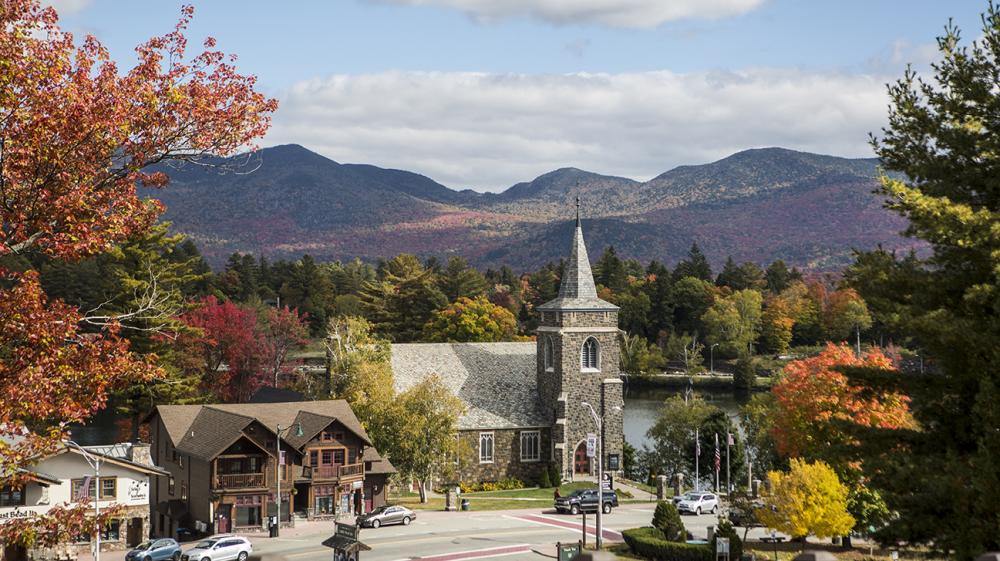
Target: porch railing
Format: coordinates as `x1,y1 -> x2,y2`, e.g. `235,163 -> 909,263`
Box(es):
214,473 -> 266,489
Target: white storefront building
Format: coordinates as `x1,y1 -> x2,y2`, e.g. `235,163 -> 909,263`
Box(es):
1,442 -> 167,561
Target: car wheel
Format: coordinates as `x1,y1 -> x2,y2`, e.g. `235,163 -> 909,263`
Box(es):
711,505 -> 718,514
570,504 -> 580,515
173,553 -> 181,561
144,556 -> 153,561
238,553 -> 248,561
402,516 -> 411,526
602,503 -> 612,514
372,519 -> 381,528
695,507 -> 702,515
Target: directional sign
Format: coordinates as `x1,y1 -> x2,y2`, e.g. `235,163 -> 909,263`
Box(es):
586,433 -> 597,458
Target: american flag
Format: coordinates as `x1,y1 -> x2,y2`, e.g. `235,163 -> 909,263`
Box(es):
714,433 -> 721,473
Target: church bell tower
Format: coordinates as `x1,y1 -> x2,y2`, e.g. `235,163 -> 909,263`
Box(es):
536,199 -> 624,480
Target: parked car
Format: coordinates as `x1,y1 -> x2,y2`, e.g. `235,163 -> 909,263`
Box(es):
181,536 -> 252,561
676,492 -> 719,515
554,488 -> 619,515
126,539 -> 182,561
358,505 -> 417,528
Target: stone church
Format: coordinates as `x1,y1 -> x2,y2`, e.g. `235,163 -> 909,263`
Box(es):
391,210 -> 624,483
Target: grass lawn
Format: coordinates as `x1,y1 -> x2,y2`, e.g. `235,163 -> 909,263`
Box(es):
462,482 -> 594,498
388,482 -> 652,511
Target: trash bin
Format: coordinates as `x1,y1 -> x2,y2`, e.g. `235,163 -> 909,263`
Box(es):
269,516 -> 278,538
461,499 -> 471,511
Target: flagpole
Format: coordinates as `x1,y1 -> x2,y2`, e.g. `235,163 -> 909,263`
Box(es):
726,432 -> 731,495
714,433 -> 719,493
695,428 -> 700,492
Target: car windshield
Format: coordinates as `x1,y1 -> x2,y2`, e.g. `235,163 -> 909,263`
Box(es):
194,540 -> 217,549
133,543 -> 153,551
370,506 -> 389,514
683,493 -> 701,500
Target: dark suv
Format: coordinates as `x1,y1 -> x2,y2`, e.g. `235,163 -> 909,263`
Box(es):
554,488 -> 619,514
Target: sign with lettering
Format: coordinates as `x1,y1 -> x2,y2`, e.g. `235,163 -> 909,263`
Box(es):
336,522 -> 359,540
557,542 -> 581,561
607,454 -> 620,471
586,434 -> 596,458
128,480 -> 148,502
0,509 -> 39,523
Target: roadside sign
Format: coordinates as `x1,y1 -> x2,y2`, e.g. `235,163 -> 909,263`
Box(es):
336,522 -> 359,540
557,542 -> 581,561
716,537 -> 729,554
586,433 -> 596,458
607,454 -> 620,471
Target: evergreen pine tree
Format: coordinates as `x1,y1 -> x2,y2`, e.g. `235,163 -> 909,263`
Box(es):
673,243 -> 713,282
651,501 -> 686,542
840,10 -> 1000,557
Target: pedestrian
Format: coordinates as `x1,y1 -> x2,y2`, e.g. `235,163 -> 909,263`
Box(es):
554,488 -> 561,500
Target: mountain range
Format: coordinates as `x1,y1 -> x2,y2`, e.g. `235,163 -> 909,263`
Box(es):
145,144 -> 918,271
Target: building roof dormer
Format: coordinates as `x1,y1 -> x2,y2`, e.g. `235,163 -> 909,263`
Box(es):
538,197 -> 618,312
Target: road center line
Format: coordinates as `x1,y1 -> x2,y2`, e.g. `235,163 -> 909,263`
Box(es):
386,543 -> 532,561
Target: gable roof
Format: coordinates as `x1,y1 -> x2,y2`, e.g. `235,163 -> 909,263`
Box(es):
390,342 -> 546,430
151,400 -> 373,462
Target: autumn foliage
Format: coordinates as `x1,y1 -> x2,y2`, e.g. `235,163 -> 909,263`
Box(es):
756,459 -> 855,539
0,0 -> 275,547
770,343 -> 913,460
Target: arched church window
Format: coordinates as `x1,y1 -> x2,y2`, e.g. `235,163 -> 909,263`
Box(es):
581,337 -> 599,370
544,337 -> 554,371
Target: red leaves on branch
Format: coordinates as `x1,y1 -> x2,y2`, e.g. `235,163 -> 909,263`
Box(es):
0,271 -> 158,544
0,503 -> 126,548
0,0 -> 278,259
175,297 -> 307,402
770,343 -> 914,459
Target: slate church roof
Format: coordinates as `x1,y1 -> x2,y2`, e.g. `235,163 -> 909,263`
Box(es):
538,200 -> 618,311
390,342 -> 545,430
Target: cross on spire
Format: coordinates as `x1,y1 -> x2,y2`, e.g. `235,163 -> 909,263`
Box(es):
575,196 -> 581,227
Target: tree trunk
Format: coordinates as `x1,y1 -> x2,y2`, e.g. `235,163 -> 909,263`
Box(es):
131,412 -> 140,442
841,535 -> 852,549
418,479 -> 428,503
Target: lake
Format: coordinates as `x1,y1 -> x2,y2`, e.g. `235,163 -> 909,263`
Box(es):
623,385 -> 750,450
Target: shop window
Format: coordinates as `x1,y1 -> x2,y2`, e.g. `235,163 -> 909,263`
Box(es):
0,485 -> 25,507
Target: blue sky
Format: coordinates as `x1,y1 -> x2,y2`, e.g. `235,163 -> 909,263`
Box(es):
52,0 -> 987,190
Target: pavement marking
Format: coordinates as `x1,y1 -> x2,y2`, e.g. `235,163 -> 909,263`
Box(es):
504,514 -> 623,541
386,543 -> 532,561
283,528 -> 554,559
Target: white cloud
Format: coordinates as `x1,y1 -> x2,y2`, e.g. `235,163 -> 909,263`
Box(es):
44,0 -> 91,15
373,0 -> 765,29
265,69 -> 889,191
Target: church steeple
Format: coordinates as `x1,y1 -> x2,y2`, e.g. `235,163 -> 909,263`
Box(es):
538,199 -> 617,311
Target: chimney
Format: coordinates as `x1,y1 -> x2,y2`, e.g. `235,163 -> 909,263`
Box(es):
128,443 -> 154,468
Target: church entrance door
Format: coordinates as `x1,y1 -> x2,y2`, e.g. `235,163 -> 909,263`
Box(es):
574,441 -> 590,475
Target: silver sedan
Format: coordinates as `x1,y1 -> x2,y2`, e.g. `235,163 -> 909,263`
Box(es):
357,505 -> 417,528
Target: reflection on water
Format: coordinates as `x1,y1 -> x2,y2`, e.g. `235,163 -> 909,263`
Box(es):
623,385 -> 751,450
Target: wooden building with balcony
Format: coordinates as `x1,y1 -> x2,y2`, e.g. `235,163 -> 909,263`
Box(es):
144,400 -> 394,537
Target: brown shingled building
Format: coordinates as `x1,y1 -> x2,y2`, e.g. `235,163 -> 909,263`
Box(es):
143,400 -> 394,537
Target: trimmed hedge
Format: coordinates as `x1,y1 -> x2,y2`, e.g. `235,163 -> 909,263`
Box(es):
622,527 -> 713,561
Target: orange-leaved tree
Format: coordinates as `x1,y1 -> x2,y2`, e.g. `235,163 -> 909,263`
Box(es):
0,0 -> 276,547
770,343 -> 914,463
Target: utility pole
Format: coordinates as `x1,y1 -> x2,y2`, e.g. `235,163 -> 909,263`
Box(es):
275,423 -> 303,537
694,428 -> 700,492
726,432 -> 731,495
582,402 -> 604,550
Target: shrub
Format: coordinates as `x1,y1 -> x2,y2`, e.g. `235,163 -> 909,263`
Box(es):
548,463 -> 561,486
459,478 -> 525,493
652,501 -> 686,542
733,354 -> 756,391
711,518 -> 743,561
540,468 -> 552,488
622,527 -> 713,561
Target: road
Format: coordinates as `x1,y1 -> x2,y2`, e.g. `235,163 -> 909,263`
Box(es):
246,504 -> 773,561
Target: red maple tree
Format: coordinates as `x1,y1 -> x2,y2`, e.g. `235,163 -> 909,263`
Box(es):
0,0 -> 275,547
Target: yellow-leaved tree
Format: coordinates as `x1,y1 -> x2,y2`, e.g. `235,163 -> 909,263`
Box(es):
756,459 -> 855,539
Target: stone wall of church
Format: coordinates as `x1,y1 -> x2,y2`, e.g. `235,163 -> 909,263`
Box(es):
454,428 -> 551,485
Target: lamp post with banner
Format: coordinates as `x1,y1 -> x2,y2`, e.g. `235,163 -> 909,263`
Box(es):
67,441 -> 102,561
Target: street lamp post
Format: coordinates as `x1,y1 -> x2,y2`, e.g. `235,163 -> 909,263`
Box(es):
710,344 -> 719,374
274,423 -> 303,537
68,441 -> 102,561
580,402 -> 604,550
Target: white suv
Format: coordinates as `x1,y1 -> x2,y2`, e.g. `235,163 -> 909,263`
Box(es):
676,492 -> 719,515
181,537 -> 252,561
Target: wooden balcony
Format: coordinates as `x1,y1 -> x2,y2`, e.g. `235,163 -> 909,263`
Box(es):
339,462 -> 364,480
214,473 -> 266,489
302,463 -> 364,481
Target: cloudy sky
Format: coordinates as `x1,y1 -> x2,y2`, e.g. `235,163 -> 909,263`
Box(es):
55,0 -> 982,191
